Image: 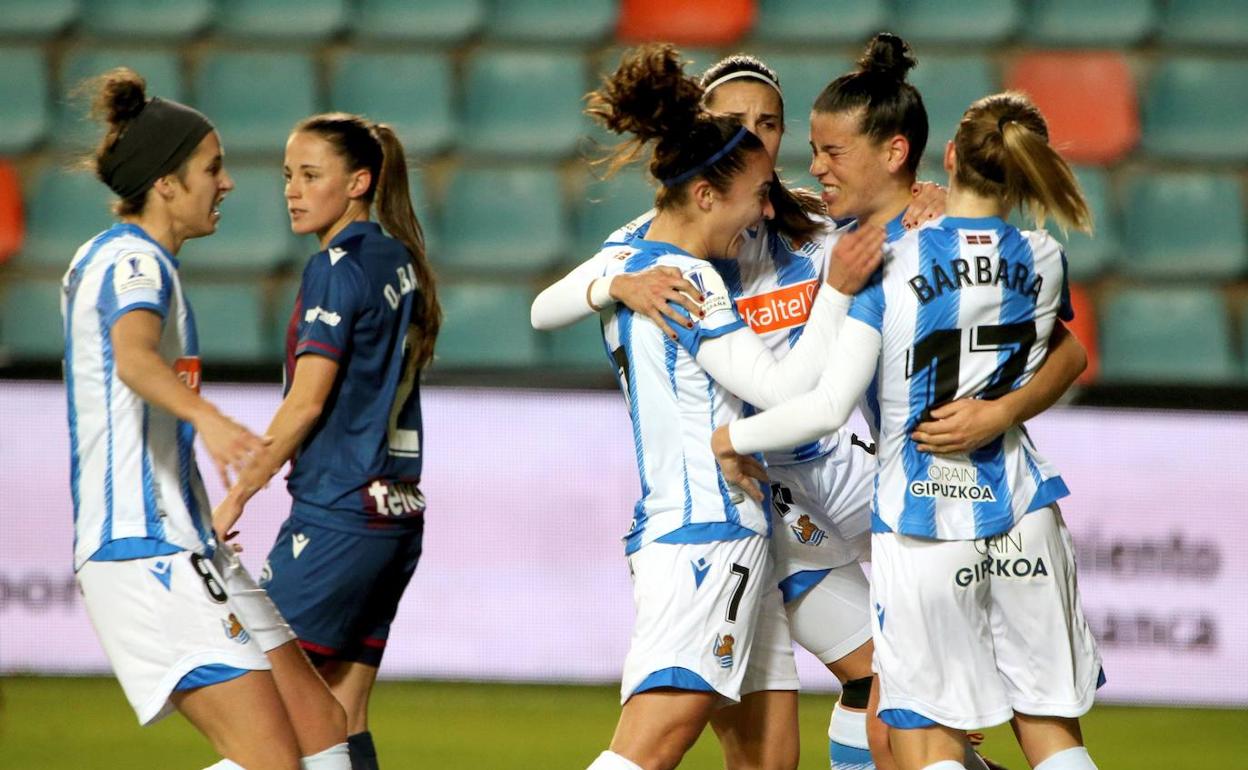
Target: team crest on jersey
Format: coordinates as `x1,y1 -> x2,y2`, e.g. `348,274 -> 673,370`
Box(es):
790,514 -> 826,547
222,613 -> 251,644
713,634 -> 735,669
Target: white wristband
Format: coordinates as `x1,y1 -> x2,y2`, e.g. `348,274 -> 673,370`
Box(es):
588,276 -> 615,311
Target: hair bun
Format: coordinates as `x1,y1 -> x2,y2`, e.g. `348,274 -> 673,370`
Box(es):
857,32 -> 916,82
94,67 -> 148,125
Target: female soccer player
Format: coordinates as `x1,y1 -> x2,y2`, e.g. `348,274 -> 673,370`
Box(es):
714,91 -> 1103,770
63,68 -> 348,770
537,36 -> 1086,770
213,112 -> 439,770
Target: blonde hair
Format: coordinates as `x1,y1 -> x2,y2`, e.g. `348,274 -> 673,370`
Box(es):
953,91 -> 1092,235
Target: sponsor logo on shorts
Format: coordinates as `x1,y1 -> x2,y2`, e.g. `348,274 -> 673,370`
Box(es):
713,634 -> 735,669
909,464 -> 997,502
222,613 -> 251,644
790,514 -> 826,546
364,479 -> 426,518
291,532 -> 310,559
148,560 -> 173,591
690,558 -> 711,590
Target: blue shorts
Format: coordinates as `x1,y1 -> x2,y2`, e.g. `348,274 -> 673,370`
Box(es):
260,516 -> 423,667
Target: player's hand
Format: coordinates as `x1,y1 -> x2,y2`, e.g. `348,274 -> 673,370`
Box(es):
195,407 -> 270,488
826,225 -> 885,294
711,425 -> 768,504
911,398 -> 1012,454
901,181 -> 947,229
610,267 -> 703,340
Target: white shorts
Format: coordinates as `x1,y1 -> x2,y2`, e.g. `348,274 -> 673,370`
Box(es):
620,535 -> 796,705
870,506 -> 1102,730
785,560 -> 872,665
77,549 -> 271,725
770,432 -> 875,603
212,547 -> 296,653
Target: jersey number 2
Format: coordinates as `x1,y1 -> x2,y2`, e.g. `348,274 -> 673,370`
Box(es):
388,324 -> 421,457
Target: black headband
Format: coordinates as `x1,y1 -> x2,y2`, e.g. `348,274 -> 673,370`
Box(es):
99,97 -> 215,200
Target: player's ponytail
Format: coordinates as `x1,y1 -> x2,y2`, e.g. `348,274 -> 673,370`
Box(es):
586,43 -> 767,210
813,32 -> 928,176
295,113 -> 441,369
953,92 -> 1092,235
83,67 -> 149,215
371,123 -> 440,370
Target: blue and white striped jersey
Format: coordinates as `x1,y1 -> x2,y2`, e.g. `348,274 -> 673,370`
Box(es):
849,215 -> 1073,540
604,211 -> 853,465
600,239 -> 770,555
62,223 -> 213,570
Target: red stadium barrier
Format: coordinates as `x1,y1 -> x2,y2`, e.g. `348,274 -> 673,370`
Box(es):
617,0 -> 756,46
1006,51 -> 1139,166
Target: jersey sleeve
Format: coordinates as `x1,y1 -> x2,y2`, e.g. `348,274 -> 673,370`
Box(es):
100,250 -> 172,329
846,267 -> 886,332
294,256 -> 367,361
665,262 -> 746,357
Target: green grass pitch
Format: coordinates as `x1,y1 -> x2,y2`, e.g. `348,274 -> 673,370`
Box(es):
3,676 -> 1245,768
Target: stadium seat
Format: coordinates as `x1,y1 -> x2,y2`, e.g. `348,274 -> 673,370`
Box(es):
0,160 -> 23,264
1065,282 -> 1098,384
436,282 -> 540,367
1023,0 -> 1155,46
891,0 -> 1021,45
908,55 -> 998,165
461,49 -> 588,158
752,51 -> 854,172
216,0 -> 346,41
179,164 -> 293,274
0,278 -> 64,361
54,47 -> 185,150
352,0 -> 485,43
0,0 -> 77,38
180,280 -> 269,364
329,52 -> 455,157
617,0 -> 756,46
1099,287 -> 1236,385
0,47 -> 51,154
1141,58 -> 1248,162
752,0 -> 888,44
1160,0 -> 1248,47
544,317 -> 609,369
1011,167 -> 1118,283
575,169 -> 655,264
19,166 -> 113,271
1121,172 -> 1247,281
437,167 -> 567,274
78,0 -> 212,39
485,0 -> 617,43
193,52 -> 318,157
1005,52 -> 1138,166
268,274 -> 301,359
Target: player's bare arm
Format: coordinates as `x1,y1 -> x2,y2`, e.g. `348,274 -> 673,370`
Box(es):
825,225 -> 885,295
911,321 -> 1087,454
111,309 -> 266,488
213,353 -> 339,540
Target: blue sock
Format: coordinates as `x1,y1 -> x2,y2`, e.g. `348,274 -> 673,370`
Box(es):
829,702 -> 874,769
347,731 -> 379,770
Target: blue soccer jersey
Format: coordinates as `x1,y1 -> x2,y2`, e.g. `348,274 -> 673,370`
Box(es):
847,216 -> 1073,540
62,223 -> 214,569
283,221 -> 426,531
600,239 -> 770,555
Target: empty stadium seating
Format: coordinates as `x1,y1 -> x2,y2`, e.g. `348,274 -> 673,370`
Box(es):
55,47 -> 185,150
1099,287 -> 1237,384
1024,0 -> 1155,47
1159,0 -> 1248,48
485,0 -> 617,44
461,49 -> 589,158
909,55 -> 998,164
437,167 -> 567,274
1005,52 -> 1139,166
178,165 -> 294,274
193,52 -> 317,157
751,51 -> 853,172
18,166 -> 113,271
0,160 -> 23,264
352,0 -> 485,43
181,280 -> 269,363
1141,58 -> 1248,162
330,51 -> 456,158
617,0 -> 755,46
544,318 -> 609,369
78,0 -> 213,39
0,0 -> 77,39
215,0 -> 346,41
1121,171 -> 1247,281
891,0 -> 1021,45
437,283 -> 540,367
0,278 -> 63,360
574,169 -> 655,264
0,47 -> 51,154
752,0 -> 887,45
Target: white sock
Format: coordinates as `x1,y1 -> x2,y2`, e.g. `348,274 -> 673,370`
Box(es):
1034,746 -> 1097,770
203,761 -> 246,770
302,741 -> 351,769
920,762 -> 966,770
587,750 -> 644,770
829,701 -> 874,768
